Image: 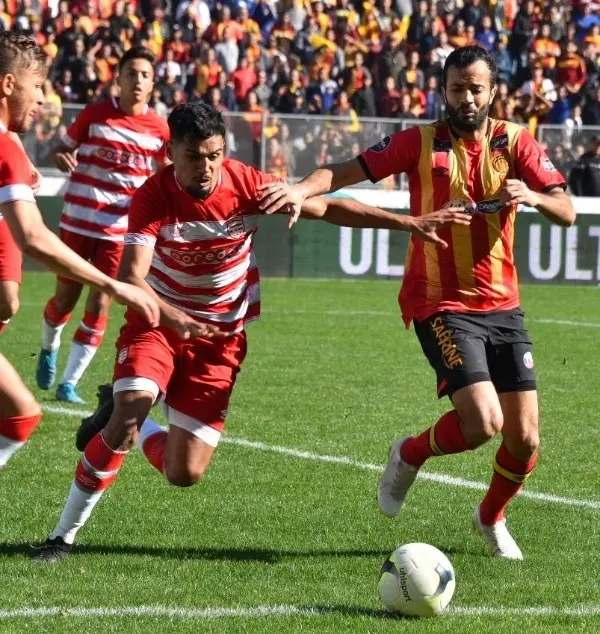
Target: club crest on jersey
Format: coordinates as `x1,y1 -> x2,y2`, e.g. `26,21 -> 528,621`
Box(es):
492,154 -> 511,176
226,215 -> 246,238
369,136 -> 391,153
523,351 -> 534,369
117,347 -> 128,364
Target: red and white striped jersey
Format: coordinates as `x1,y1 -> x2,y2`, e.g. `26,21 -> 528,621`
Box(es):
60,99 -> 170,242
125,160 -> 279,335
0,122 -> 35,221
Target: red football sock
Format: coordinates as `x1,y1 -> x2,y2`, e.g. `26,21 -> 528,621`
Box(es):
479,443 -> 538,526
43,297 -> 71,327
75,432 -> 127,492
73,312 -> 108,347
400,410 -> 470,468
0,412 -> 42,442
142,431 -> 168,474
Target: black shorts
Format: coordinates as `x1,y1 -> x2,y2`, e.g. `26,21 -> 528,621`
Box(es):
413,308 -> 536,399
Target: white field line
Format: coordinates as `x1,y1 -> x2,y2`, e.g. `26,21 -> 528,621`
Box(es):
1,603 -> 600,620
42,406 -> 600,511
263,308 -> 600,328
17,301 -> 600,328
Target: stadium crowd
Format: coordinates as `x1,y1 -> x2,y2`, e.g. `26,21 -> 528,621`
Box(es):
7,0 -> 600,192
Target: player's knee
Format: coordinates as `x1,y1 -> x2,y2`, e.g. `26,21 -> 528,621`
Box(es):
468,403 -> 503,443
507,426 -> 540,459
164,464 -> 205,488
0,295 -> 19,321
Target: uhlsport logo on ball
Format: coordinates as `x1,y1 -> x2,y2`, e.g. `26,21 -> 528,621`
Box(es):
378,543 -> 456,617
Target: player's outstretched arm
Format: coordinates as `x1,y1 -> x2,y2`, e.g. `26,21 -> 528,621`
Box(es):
1,199 -> 159,326
300,197 -> 472,248
119,243 -> 224,339
257,158 -> 367,225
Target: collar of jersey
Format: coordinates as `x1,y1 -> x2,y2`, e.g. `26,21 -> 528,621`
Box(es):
112,97 -> 148,116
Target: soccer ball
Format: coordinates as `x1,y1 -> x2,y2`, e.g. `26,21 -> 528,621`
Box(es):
377,543 -> 456,618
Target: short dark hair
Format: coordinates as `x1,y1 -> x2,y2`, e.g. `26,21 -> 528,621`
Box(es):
0,32 -> 46,76
442,45 -> 498,89
168,102 -> 226,144
118,46 -> 156,72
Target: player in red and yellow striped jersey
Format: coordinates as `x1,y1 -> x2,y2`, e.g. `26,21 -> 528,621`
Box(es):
257,46 -> 576,560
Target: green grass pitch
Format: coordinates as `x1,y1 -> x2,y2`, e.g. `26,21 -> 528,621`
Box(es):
0,273 -> 599,633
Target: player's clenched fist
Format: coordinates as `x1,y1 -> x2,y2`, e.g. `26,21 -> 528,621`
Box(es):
500,179 -> 540,208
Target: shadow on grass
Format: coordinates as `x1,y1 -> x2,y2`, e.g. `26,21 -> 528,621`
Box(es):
300,604 -> 407,620
0,542 -> 398,563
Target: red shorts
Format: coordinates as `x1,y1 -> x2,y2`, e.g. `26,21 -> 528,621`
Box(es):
112,323 -> 247,446
0,218 -> 22,283
57,228 -> 124,285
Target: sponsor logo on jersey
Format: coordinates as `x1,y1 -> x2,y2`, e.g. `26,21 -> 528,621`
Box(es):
369,135 -> 392,153
475,199 -> 503,215
96,147 -> 147,168
541,156 -> 556,172
433,138 -> 453,153
442,198 -> 503,215
490,134 -> 509,151
163,243 -> 244,266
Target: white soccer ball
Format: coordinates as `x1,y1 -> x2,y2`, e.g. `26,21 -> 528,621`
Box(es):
377,543 -> 456,618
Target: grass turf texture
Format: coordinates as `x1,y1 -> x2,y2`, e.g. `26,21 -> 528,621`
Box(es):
0,274 -> 599,633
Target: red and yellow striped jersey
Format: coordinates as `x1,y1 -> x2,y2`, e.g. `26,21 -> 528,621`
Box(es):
358,119 -> 566,326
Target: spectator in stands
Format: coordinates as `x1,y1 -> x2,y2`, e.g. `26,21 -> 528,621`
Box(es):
569,136 -> 600,196
352,73 -> 377,117
556,42 -> 587,97
423,75 -> 445,120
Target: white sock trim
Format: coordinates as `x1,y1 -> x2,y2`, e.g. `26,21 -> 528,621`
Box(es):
41,317 -> 67,351
136,418 -> 166,450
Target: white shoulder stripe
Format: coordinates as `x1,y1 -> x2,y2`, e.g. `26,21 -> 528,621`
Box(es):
125,233 -> 157,248
89,123 -> 164,152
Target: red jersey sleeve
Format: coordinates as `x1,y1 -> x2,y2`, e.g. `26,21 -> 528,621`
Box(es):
155,120 -> 171,164
125,176 -> 164,247
232,162 -> 283,216
513,129 -> 567,192
358,127 -> 422,183
62,104 -> 95,150
0,135 -> 35,205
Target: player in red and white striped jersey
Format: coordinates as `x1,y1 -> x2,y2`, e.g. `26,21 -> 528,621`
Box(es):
0,131 -> 42,334
0,33 -> 159,477
34,102 -> 471,560
36,46 -> 170,405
